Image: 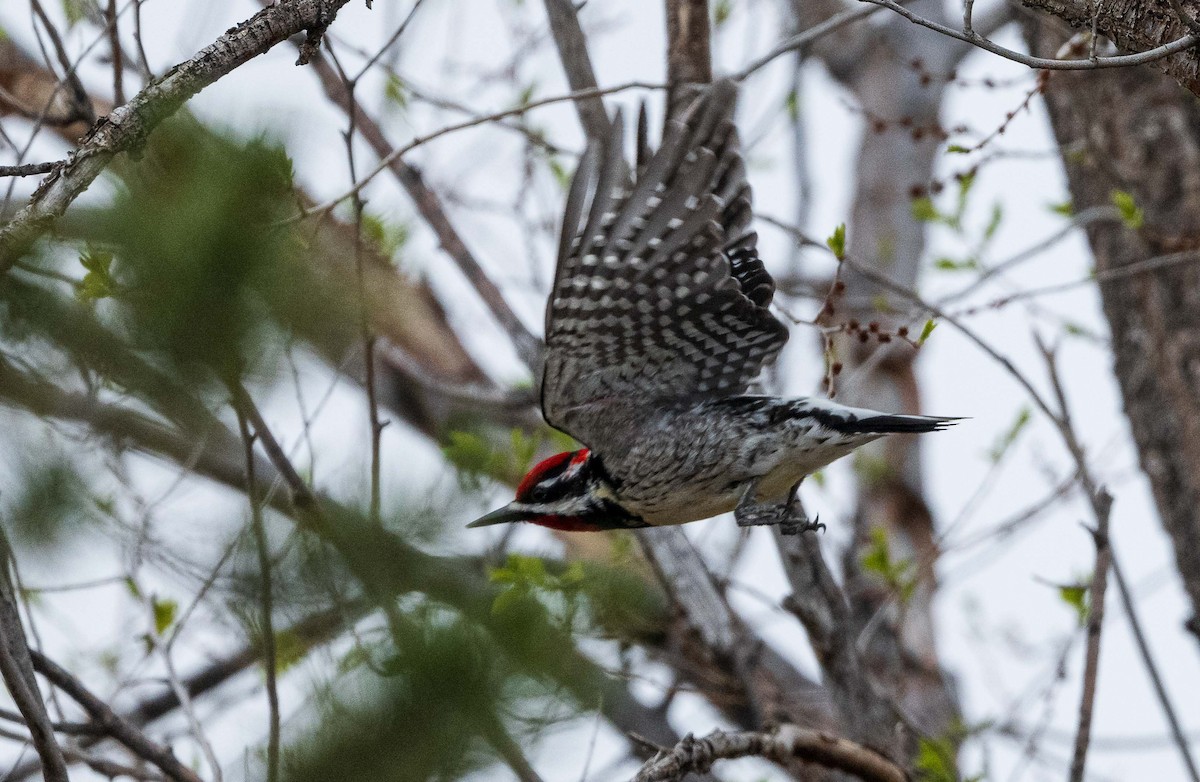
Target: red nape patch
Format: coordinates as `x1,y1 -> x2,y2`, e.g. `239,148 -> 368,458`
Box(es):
530,515 -> 603,532
515,449 -> 589,501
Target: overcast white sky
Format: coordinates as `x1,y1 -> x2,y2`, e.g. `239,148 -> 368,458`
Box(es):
1,1 -> 1198,780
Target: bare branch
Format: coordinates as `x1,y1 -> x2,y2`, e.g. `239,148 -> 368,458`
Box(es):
632,725 -> 908,782
1066,490 -> 1112,782
542,0 -> 612,143
736,3 -> 886,80
1024,0 -> 1200,92
665,0 -> 712,86
29,651 -> 204,782
1109,552 -> 1200,781
29,0 -> 95,125
0,161 -> 63,177
0,541 -> 69,782
864,0 -> 1199,76
777,525 -> 897,749
236,411 -> 280,782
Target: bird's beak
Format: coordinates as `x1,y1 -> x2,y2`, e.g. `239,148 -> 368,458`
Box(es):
466,504 -> 531,528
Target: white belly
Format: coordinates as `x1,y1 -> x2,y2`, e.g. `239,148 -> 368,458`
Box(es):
618,434 -> 867,526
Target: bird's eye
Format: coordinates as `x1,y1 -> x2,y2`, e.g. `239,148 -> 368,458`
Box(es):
529,485 -> 550,503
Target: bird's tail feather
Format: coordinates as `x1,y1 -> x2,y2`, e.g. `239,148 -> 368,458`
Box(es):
840,414 -> 962,434
844,414 -> 964,434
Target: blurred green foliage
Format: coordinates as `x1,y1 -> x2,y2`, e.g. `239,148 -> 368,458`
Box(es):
90,122 -> 298,382
286,616 -> 498,782
3,451 -> 96,551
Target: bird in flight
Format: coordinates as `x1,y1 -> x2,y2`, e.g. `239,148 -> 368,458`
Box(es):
470,80 -> 956,534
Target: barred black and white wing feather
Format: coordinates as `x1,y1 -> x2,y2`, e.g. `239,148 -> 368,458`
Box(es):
542,80 -> 788,447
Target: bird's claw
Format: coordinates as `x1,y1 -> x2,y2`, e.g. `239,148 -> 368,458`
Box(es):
736,504 -> 824,535
780,514 -> 824,535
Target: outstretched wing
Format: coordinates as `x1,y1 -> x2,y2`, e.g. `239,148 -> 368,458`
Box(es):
541,80 -> 789,447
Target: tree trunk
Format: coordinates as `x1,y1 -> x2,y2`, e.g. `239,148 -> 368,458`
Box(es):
1024,16 -> 1200,642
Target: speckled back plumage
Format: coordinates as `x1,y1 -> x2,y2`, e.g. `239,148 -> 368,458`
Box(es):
541,80 -> 789,451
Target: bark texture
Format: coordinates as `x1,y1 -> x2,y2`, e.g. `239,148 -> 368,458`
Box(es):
1023,0 -> 1200,96
1024,17 -> 1200,640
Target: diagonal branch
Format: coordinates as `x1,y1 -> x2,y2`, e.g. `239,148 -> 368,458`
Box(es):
632,725 -> 908,782
0,542 -> 69,782
29,651 -> 203,782
542,0 -> 612,143
0,0 -> 355,271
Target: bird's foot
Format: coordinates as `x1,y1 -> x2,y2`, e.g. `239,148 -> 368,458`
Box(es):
779,512 -> 824,536
735,501 -> 824,535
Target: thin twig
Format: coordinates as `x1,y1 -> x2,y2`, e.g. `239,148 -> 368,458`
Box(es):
237,411 -> 280,782
291,81 -> 663,225
227,381 -> 317,509
860,0 -> 1199,71
480,715 -> 548,782
335,68 -> 387,526
0,725 -> 165,781
29,0 -> 95,124
1067,493 -> 1112,782
29,651 -> 204,782
0,161 -> 64,178
106,0 -> 125,104
352,0 -> 427,80
0,537 -> 69,782
736,3 -> 887,79
1166,0 -> 1200,32
137,588 -> 224,782
1109,552 -> 1200,781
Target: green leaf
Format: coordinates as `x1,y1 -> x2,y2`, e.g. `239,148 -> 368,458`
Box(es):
785,89 -> 800,122
1110,189 -> 1144,230
516,82 -> 537,108
859,528 -> 917,602
123,577 -> 141,599
152,595 -> 178,636
491,583 -> 529,616
956,171 -> 976,209
825,223 -> 846,259
809,470 -> 825,488
983,203 -> 1004,240
987,405 -> 1031,463
714,0 -> 733,26
917,319 -> 937,345
362,213 -> 409,260
859,529 -> 892,577
914,736 -> 958,782
61,0 -> 87,27
1058,582 -> 1089,625
946,144 -> 971,154
273,629 -> 307,673
509,429 -> 538,477
1048,200 -> 1074,217
548,156 -> 571,190
911,197 -> 940,223
383,74 -> 408,109
933,257 -> 978,272
77,248 -> 116,302
1063,321 -> 1091,338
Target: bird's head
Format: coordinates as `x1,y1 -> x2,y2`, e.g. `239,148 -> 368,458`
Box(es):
467,449 -> 639,532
